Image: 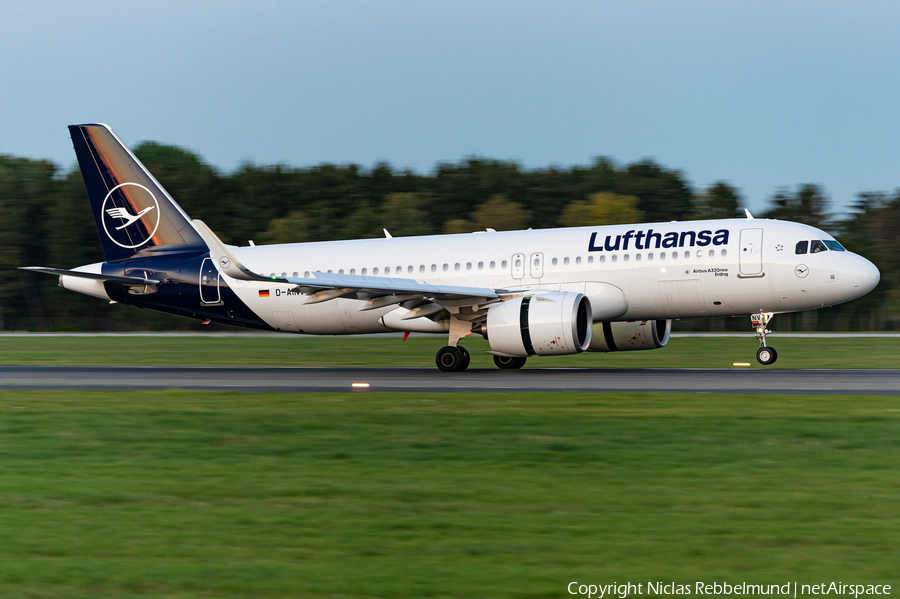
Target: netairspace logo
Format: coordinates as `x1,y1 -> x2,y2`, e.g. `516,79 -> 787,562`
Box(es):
567,582 -> 892,598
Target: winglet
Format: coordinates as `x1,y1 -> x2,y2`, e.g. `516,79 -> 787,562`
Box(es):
192,220 -> 287,283
744,209 -> 754,219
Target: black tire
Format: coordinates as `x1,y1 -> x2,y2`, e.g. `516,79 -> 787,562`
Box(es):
756,346 -> 777,365
436,346 -> 465,372
493,355 -> 527,370
458,346 -> 471,371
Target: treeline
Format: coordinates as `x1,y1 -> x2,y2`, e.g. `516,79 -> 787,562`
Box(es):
1,143 -> 897,331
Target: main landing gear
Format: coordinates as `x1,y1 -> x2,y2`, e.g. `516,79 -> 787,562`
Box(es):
493,355 -> 527,370
436,345 -> 470,372
751,312 -> 777,365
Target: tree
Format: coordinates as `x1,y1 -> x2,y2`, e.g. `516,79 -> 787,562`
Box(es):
690,181 -> 744,220
263,210 -> 313,244
763,184 -> 830,229
618,160 -> 693,222
380,193 -> 434,237
559,192 -> 645,227
442,195 -> 530,233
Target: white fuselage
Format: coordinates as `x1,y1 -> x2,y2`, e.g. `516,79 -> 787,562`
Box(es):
221,218 -> 879,335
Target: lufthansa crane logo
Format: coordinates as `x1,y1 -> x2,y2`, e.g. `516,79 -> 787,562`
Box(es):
101,183 -> 161,249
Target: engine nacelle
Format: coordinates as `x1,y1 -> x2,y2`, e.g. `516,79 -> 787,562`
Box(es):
587,320 -> 671,352
485,292 -> 592,357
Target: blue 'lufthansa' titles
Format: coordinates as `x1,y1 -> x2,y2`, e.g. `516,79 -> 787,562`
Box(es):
588,229 -> 730,252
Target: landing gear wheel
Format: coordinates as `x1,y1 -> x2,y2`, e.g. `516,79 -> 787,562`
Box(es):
757,346 -> 777,365
436,346 -> 467,372
493,355 -> 527,370
458,346 -> 471,370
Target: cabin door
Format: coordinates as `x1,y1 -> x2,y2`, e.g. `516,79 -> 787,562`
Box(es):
739,228 -> 764,276
199,257 -> 221,304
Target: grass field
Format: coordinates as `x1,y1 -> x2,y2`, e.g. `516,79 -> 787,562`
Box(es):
1,334 -> 898,368
1,389 -> 898,598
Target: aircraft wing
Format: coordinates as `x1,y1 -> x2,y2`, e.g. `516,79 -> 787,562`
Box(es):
191,220 -> 500,308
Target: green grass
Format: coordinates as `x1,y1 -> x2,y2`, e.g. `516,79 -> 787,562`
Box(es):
0,390 -> 898,598
0,334 -> 898,368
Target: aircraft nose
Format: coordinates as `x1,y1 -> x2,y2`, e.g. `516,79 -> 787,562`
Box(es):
852,256 -> 880,295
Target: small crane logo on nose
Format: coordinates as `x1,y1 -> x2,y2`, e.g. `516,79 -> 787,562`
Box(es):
795,265 -> 809,278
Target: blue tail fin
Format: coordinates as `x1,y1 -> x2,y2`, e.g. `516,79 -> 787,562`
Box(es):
68,124 -> 206,262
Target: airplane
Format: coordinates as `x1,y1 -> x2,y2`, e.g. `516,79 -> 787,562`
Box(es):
22,124 -> 881,371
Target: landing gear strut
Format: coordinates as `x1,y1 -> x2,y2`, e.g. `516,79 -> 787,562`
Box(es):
436,345 -> 470,372
751,312 -> 777,365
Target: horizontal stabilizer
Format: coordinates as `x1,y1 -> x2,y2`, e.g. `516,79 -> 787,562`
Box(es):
20,267 -> 160,285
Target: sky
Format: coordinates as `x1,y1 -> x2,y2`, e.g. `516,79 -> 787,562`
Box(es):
2,0 -> 899,215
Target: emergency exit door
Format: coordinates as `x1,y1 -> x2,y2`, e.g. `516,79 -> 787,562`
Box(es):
739,228 -> 764,276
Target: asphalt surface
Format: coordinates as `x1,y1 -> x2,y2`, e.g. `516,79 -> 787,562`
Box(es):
0,366 -> 898,394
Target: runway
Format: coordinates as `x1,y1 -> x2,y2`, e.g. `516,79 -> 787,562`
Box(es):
0,366 -> 898,394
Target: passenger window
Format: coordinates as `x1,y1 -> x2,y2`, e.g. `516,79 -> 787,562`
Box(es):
552,258 -> 558,266
490,261 -> 496,269
384,267 -> 390,274
454,263 -> 460,271
708,250 -> 714,257
795,240 -> 808,255
588,256 -> 593,264
478,261 -> 484,269
466,262 -> 472,270
293,271 -> 298,277
576,256 -> 582,264
623,254 -> 629,262
636,253 -> 641,261
373,267 -> 379,275
443,263 -> 449,271
419,265 -> 425,273
304,271 -> 310,277
810,240 -> 827,253
564,257 -> 570,265
672,251 -> 679,259
360,269 -> 366,276
408,265 -> 413,273
721,249 -> 727,257
612,255 -> 618,263
431,264 -> 437,272
660,252 -> 666,259
648,253 -> 654,260
599,255 -> 606,263
338,269 -> 343,274
350,269 -> 355,275
501,260 -> 508,268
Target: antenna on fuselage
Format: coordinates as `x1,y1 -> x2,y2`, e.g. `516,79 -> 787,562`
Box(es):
744,209 -> 754,219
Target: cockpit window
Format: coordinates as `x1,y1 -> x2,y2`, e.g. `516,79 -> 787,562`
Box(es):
810,240 -> 827,253
823,240 -> 845,251
795,240 -> 808,255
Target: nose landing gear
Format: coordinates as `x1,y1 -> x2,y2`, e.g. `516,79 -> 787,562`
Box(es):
751,312 -> 777,365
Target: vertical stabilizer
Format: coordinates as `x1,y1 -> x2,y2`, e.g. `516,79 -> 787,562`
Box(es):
68,124 -> 206,262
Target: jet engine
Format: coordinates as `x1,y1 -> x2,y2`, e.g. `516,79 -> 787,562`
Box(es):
484,292 -> 592,357
587,319 -> 671,352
